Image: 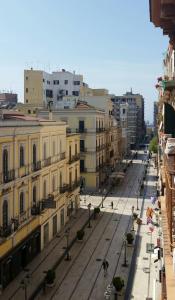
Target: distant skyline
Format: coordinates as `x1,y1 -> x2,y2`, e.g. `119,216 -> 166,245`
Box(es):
0,0 -> 168,122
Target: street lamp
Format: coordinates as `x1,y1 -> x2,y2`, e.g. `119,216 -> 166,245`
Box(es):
65,228 -> 71,261
88,203 -> 92,228
20,271 -> 31,300
136,191 -> 139,211
122,234 -> 128,267
131,206 -> 135,231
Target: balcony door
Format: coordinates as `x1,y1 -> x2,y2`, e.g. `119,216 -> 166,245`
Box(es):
79,120 -> 84,132
3,149 -> 8,182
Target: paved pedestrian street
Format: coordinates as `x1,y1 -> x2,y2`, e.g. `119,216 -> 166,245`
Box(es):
1,152 -> 160,300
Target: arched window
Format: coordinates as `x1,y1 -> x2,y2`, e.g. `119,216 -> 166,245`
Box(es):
3,149 -> 8,181
20,192 -> 24,214
43,143 -> 47,160
20,146 -> 24,167
2,200 -> 8,228
33,186 -> 37,204
43,180 -> 47,198
33,144 -> 37,165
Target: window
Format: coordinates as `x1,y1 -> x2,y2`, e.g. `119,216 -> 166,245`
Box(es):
46,89 -> 53,98
52,175 -> 56,192
53,80 -> 59,85
26,76 -> 28,80
26,88 -> 28,93
52,215 -> 57,236
2,200 -> 8,228
43,180 -> 47,198
33,186 -> 37,205
69,172 -> 72,186
80,140 -> 84,152
20,192 -> 24,214
43,78 -> 45,82
64,80 -> 68,84
53,140 -> 56,156
43,142 -> 47,159
28,110 -> 31,114
3,149 -> 8,178
123,108 -> 126,114
72,91 -> 79,96
26,99 -> 28,103
60,172 -> 62,188
66,90 -> 68,95
20,146 -> 24,167
73,81 -> 80,85
75,168 -> 78,183
79,120 -> 84,132
69,145 -> 71,161
80,160 -> 85,172
33,144 -> 37,165
75,144 -> 77,155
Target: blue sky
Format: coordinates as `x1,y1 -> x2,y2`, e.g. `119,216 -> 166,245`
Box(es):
0,0 -> 168,122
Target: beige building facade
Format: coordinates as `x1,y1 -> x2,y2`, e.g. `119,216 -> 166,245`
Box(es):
0,110 -> 80,289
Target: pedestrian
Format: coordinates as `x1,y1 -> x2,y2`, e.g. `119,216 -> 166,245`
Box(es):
102,259 -> 109,277
111,201 -> 113,209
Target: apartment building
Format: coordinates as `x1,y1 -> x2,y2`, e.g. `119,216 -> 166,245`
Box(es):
150,1 -> 175,298
153,101 -> 158,135
0,110 -> 80,289
38,102 -> 106,191
24,68 -> 88,109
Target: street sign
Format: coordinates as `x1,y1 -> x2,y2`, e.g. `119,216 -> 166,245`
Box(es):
146,243 -> 154,253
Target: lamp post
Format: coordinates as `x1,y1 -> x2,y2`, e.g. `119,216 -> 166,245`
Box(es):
20,271 -> 31,300
65,228 -> 71,261
131,206 -> 135,231
122,234 -> 128,267
136,191 -> 139,211
88,203 -> 91,228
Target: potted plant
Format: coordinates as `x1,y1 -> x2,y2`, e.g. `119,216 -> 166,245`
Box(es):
77,229 -> 85,241
133,212 -> 138,220
94,207 -> 100,219
112,276 -> 124,292
45,269 -> 56,287
126,232 -> 134,245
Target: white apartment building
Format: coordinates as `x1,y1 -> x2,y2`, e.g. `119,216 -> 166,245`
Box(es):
24,68 -> 88,109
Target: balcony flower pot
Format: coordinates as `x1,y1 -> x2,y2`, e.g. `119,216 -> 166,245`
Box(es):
157,77 -> 162,82
112,277 -> 124,294
45,269 -> 56,287
126,232 -> 134,245
77,229 -> 85,242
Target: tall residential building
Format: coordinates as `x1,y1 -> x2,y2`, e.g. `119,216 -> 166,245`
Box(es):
150,1 -> 175,298
153,101 -> 158,135
24,68 -> 88,109
0,110 -> 80,289
38,101 -> 122,191
111,91 -> 145,149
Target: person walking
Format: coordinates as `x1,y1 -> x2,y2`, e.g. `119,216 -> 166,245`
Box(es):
102,259 -> 109,277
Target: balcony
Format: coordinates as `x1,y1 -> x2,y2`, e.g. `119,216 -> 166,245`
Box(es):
60,184 -> 69,193
0,225 -> 12,238
32,161 -> 41,172
43,157 -> 51,167
60,152 -> 66,160
76,128 -> 87,133
162,79 -> 175,91
96,128 -> 105,133
1,170 -> 15,184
